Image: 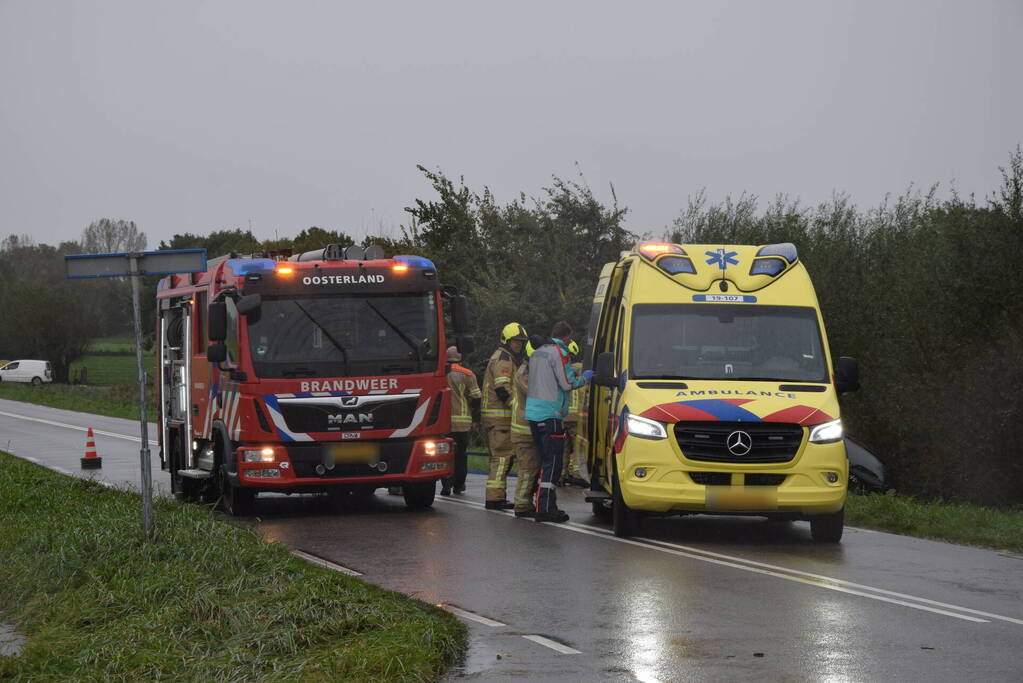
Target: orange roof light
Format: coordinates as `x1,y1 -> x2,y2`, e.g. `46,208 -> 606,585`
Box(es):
276,267 -> 294,275
392,264 -> 409,273
637,242 -> 684,260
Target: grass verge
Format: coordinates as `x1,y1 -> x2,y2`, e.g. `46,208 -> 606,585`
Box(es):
0,452 -> 466,681
0,383 -> 156,422
846,490 -> 1023,553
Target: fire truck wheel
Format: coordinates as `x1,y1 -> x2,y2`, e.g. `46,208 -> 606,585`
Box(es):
220,466 -> 255,516
402,481 -> 436,510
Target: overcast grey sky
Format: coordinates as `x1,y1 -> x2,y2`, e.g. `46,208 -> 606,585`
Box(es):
1,0 -> 1020,250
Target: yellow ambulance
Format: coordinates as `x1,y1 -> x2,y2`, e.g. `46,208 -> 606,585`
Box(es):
583,242 -> 859,542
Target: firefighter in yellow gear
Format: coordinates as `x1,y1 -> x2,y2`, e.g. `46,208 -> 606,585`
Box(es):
482,322 -> 528,509
442,345 -> 481,496
510,337 -> 544,517
560,340 -> 589,488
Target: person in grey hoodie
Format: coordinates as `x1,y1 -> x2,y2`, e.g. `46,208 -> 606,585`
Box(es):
525,321 -> 592,523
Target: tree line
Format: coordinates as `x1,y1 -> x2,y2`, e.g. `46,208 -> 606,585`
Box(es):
2,150 -> 1020,505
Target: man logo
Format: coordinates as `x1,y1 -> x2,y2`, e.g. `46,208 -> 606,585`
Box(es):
339,396 -> 359,407
328,413 -> 373,425
726,430 -> 752,456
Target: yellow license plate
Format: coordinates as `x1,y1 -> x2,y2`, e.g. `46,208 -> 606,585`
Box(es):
326,442 -> 380,464
705,486 -> 778,511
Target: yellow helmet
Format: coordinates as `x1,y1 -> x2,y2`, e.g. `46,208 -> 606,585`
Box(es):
500,322 -> 528,344
526,341 -> 536,357
568,341 -> 580,356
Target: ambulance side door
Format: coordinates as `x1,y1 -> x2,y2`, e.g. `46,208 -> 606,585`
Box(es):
588,260 -> 631,488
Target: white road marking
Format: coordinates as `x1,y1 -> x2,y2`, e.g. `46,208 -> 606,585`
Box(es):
0,411 -> 158,446
438,604 -> 506,627
291,550 -> 362,576
522,634 -> 582,655
434,496 -> 1014,625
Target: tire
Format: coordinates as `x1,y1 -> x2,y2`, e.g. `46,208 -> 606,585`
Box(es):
810,507 -> 844,543
612,468 -> 640,538
591,499 -> 613,522
220,465 -> 255,516
31,376 -> 42,386
403,481 -> 436,510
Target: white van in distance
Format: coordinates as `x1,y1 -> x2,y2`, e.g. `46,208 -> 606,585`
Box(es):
0,360 -> 53,385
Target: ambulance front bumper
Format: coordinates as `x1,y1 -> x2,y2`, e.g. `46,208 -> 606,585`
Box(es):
619,439 -> 847,516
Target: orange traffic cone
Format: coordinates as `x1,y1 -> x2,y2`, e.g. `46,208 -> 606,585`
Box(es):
81,427 -> 102,469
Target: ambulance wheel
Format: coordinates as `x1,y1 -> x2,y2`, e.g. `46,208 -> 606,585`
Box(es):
591,499 -> 613,522
612,470 -> 639,538
403,481 -> 436,510
220,465 -> 255,517
810,507 -> 844,544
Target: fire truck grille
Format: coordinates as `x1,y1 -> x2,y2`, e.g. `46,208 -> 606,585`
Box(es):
278,397 -> 418,433
286,442 -> 414,479
674,422 -> 804,464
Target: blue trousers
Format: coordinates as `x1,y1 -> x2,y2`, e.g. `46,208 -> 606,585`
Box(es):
529,418 -> 565,512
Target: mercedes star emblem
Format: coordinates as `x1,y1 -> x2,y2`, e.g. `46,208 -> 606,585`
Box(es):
726,430 -> 752,456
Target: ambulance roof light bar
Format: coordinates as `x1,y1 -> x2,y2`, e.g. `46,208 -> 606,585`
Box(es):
637,242 -> 685,260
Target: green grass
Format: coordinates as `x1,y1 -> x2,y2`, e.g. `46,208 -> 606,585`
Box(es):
0,382 -> 157,421
0,452 -> 466,681
846,490 -> 1023,553
71,353 -> 154,386
87,337 -> 138,353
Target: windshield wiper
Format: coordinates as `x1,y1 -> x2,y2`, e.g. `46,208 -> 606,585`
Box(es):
281,367 -> 316,377
364,301 -> 423,361
291,300 -> 351,376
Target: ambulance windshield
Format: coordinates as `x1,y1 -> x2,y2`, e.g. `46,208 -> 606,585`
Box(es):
629,303 -> 828,383
246,292 -> 439,378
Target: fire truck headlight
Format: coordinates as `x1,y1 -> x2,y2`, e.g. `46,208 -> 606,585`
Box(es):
242,447 -> 277,463
422,441 -> 452,456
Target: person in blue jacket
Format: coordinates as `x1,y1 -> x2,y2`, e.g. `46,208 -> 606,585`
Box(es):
525,321 -> 593,523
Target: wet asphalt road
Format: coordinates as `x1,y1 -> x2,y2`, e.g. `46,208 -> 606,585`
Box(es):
2,397 -> 1022,681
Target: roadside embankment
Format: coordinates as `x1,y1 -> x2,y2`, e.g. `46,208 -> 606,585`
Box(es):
846,490 -> 1023,554
0,451 -> 465,681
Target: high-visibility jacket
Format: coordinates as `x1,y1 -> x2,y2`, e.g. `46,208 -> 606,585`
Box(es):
482,346 -> 517,427
447,363 -> 481,433
510,360 -> 532,444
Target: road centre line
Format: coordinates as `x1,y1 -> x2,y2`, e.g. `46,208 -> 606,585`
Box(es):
0,411 -> 159,446
434,496 -> 1008,625
521,634 -> 582,654
438,604 -> 506,627
291,550 -> 362,576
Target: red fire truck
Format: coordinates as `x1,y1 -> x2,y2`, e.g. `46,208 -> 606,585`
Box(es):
155,243 -> 473,515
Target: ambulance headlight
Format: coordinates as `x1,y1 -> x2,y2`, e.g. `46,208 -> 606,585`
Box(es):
626,414 -> 668,440
808,419 -> 843,444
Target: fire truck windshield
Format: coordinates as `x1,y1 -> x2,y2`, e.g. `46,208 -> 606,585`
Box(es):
246,293 -> 439,378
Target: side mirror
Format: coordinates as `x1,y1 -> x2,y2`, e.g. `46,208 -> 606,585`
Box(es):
456,334 -> 474,355
207,342 -> 227,363
835,356 -> 860,394
451,295 -> 472,334
236,293 -> 261,316
592,351 -> 617,387
208,301 -> 227,342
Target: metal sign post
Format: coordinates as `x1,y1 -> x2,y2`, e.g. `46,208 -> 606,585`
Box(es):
66,248 -> 206,540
